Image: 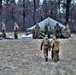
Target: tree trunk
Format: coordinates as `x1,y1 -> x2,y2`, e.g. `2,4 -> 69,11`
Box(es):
65,0 -> 71,24
23,0 -> 26,31
58,0 -> 61,21
6,0 -> 9,4
0,0 -> 2,9
50,0 -> 53,18
33,0 -> 36,25
0,0 -> 2,23
43,0 -> 47,19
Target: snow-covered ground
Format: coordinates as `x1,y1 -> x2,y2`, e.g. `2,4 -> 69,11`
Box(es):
0,34 -> 76,75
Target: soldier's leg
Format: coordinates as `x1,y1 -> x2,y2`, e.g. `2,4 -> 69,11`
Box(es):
57,31 -> 59,38
14,31 -> 18,39
51,50 -> 54,59
15,35 -> 18,39
53,51 -> 58,62
46,49 -> 48,61
57,51 -> 59,61
34,34 -> 36,39
2,30 -> 6,38
14,33 -> 16,39
35,33 -> 37,39
59,33 -> 61,38
35,32 -> 39,39
43,49 -> 46,61
36,33 -> 39,39
44,48 -> 48,62
33,30 -> 35,39
4,32 -> 6,38
58,32 -> 60,38
67,32 -> 69,38
65,32 -> 68,38
48,31 -> 50,38
55,31 -> 58,38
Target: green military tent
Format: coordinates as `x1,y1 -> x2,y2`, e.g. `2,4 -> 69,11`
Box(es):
27,17 -> 71,38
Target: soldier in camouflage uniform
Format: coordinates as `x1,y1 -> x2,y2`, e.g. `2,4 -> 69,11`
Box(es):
34,23 -> 40,39
54,23 -> 61,38
14,22 -> 19,39
44,23 -> 51,38
32,28 -> 35,39
51,36 -> 60,62
41,35 -> 51,62
2,22 -> 6,38
64,23 -> 69,38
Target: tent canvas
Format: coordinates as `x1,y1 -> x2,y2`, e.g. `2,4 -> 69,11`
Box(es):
27,17 -> 65,31
27,17 -> 71,38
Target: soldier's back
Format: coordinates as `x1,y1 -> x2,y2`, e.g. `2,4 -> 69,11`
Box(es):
53,40 -> 60,51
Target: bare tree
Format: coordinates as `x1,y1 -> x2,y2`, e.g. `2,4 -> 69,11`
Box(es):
58,0 -> 61,21
23,0 -> 26,31
0,0 -> 2,23
43,0 -> 47,19
66,0 -> 71,24
33,0 -> 36,24
0,0 -> 2,10
50,0 -> 53,18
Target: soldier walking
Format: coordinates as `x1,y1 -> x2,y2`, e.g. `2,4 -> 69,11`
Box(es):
41,35 -> 51,62
2,22 -> 6,38
51,36 -> 60,62
14,22 -> 19,39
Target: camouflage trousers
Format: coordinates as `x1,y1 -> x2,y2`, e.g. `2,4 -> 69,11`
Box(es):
55,31 -> 60,38
2,30 -> 6,38
43,48 -> 48,61
45,31 -> 50,38
51,50 -> 54,59
35,32 -> 39,39
65,32 -> 69,38
14,31 -> 18,39
53,50 -> 59,62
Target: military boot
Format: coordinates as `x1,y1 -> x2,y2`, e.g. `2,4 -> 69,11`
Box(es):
53,57 -> 58,62
45,58 -> 48,62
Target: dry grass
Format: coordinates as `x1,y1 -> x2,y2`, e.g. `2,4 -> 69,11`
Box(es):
0,34 -> 76,75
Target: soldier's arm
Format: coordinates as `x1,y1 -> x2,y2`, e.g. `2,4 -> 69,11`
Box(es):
40,40 -> 44,50
17,26 -> 19,30
57,39 -> 60,43
14,26 -> 16,31
16,25 -> 19,30
64,26 -> 67,31
48,40 -> 51,51
51,40 -> 54,48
